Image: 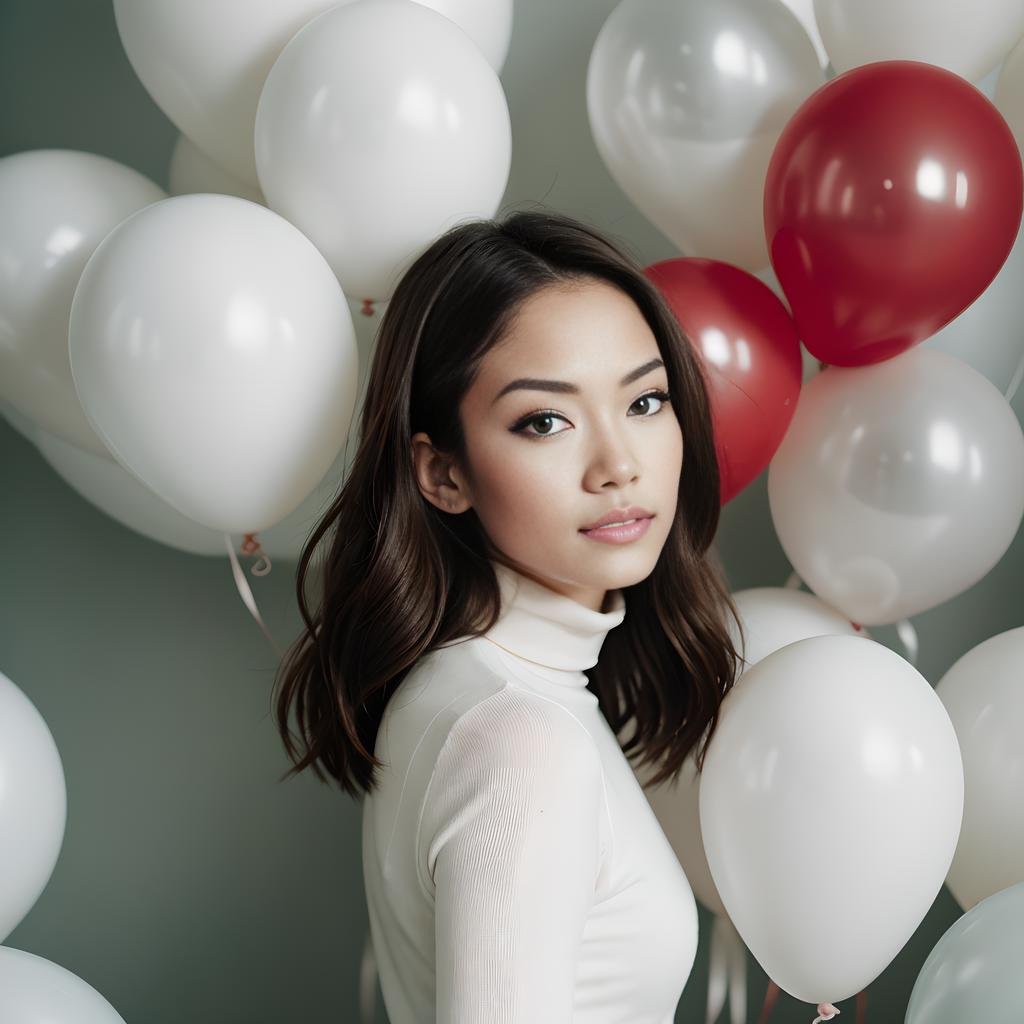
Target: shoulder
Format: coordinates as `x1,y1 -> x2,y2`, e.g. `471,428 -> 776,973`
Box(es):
440,685 -> 601,781
417,685 -> 607,897
420,685 -> 605,832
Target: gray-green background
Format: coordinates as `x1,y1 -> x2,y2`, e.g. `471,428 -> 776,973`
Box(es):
2,1 -> 1013,1021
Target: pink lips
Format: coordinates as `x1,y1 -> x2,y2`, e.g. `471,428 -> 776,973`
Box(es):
579,515 -> 653,544
580,505 -> 654,531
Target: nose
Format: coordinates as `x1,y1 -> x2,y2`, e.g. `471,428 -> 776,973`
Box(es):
584,423 -> 640,490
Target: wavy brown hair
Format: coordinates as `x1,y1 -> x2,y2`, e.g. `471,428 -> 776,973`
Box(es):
272,208 -> 744,798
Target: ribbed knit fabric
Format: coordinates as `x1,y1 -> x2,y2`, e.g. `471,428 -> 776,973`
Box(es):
361,560 -> 698,1022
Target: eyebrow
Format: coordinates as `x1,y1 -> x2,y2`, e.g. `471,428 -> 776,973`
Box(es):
491,357 -> 666,405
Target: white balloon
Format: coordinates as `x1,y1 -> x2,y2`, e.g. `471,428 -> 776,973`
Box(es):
30,416 -> 344,561
255,0 -> 512,302
68,193 -> 358,535
0,149 -> 165,458
1,397 -> 40,445
168,134 -> 265,205
114,0 -> 355,187
699,634 -> 964,1003
814,0 -> 1024,82
768,348 -> 1024,625
728,586 -> 867,666
0,671 -> 66,944
923,216 -> 1024,418
0,946 -> 126,1023
115,0 -> 513,189
637,587 -> 866,919
587,0 -> 823,271
935,626 -> 1024,911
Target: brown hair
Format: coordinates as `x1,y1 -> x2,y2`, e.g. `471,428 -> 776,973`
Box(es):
272,207 -> 744,797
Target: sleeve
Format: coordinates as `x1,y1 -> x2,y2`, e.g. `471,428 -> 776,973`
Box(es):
418,685 -> 607,1023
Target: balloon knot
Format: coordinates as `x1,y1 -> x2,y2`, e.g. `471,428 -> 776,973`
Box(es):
850,621 -> 863,631
813,1004 -> 840,1023
360,297 -> 376,316
240,532 -> 272,576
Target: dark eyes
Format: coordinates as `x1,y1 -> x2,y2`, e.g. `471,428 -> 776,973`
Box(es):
510,389 -> 672,440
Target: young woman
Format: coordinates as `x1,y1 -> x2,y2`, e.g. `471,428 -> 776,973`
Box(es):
272,209 -> 744,1023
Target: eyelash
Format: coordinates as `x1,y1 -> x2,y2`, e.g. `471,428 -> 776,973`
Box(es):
510,389 -> 673,440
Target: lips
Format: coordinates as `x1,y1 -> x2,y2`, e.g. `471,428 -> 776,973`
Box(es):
580,505 -> 654,531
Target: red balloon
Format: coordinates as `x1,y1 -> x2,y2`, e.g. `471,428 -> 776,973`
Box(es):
765,61 -> 1023,367
645,258 -> 802,505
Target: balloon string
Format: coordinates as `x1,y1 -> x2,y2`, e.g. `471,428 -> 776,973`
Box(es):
813,1004 -> 840,1023
895,617 -> 918,666
223,532 -> 284,661
359,928 -> 377,1024
1004,343 -> 1024,404
756,980 -> 781,1024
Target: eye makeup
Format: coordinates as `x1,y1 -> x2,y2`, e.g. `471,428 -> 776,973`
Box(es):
509,389 -> 672,440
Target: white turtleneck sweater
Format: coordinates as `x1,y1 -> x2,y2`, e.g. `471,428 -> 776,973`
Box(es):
361,560 -> 698,1023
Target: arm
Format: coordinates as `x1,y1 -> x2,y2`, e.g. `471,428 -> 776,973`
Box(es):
419,686 -> 606,1023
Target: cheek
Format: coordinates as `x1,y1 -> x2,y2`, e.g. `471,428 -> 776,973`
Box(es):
468,441 -> 571,538
473,444 -> 565,516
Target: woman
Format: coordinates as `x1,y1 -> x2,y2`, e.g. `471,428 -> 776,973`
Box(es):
273,209 -> 744,1023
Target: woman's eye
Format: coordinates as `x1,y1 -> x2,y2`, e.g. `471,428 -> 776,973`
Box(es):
511,389 -> 671,439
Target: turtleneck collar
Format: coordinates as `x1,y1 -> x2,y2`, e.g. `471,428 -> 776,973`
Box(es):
480,560 -> 627,681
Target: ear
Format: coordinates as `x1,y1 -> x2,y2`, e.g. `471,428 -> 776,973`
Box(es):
410,432 -> 473,514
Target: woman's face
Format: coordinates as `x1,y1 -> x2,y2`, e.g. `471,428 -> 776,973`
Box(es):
412,278 -> 684,612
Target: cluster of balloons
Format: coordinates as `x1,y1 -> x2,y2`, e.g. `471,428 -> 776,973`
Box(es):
585,2 -> 1024,1023
764,52 -> 1024,629
0,670 -> 130,1021
1,0 -> 515,557
635,591 -> 1024,1021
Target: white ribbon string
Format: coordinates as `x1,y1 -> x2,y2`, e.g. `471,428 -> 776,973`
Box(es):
895,617 -> 918,666
360,928 -> 377,1024
706,915 -> 747,1024
223,532 -> 284,661
726,917 -> 748,1024
1004,343 -> 1024,405
706,915 -> 728,1024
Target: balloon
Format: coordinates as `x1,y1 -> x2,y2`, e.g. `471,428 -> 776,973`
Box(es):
765,61 -> 1023,367
0,670 -> 66,944
0,947 -> 126,1023
641,752 -> 726,918
815,0 -> 1024,82
637,587 -> 864,919
30,414 -> 343,561
935,627 -> 1024,911
587,0 -> 823,271
0,149 -> 165,458
114,0 -> 513,187
254,0 -> 512,302
767,348 -> 1024,625
168,134 -> 265,205
645,258 -> 803,504
1,397 -> 40,445
906,880 -> 1024,1024
922,216 -> 1024,415
727,586 -> 868,665
699,634 -> 964,1004
68,193 -> 358,535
